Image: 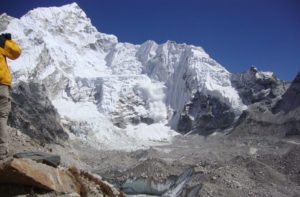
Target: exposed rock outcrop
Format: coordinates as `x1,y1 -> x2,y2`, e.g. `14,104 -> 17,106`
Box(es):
229,72 -> 300,138
231,66 -> 286,105
273,72 -> 300,113
8,81 -> 68,144
177,91 -> 235,135
176,67 -> 288,136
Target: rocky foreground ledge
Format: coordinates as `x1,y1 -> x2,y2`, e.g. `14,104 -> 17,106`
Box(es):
0,153 -> 125,197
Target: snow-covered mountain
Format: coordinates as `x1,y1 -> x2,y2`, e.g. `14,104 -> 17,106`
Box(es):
0,3 -> 283,149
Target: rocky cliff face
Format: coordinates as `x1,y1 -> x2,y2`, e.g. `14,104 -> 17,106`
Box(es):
273,72 -> 300,114
8,81 -> 68,144
229,72 -> 300,138
0,3 -> 289,148
231,66 -> 287,105
177,91 -> 236,135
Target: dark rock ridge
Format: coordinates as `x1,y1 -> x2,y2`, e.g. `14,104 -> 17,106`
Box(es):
273,72 -> 300,113
231,66 -> 286,105
177,91 -> 235,136
177,67 -> 287,136
229,72 -> 300,137
8,81 -> 68,143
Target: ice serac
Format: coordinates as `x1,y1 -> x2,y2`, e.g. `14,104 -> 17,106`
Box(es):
137,41 -> 246,134
1,3 -> 251,149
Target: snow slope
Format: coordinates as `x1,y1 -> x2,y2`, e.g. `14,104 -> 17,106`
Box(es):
0,3 -> 251,149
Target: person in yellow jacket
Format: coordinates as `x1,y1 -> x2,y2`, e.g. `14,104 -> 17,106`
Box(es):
0,33 -> 21,159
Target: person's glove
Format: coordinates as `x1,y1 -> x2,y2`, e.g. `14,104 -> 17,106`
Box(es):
0,35 -> 5,48
0,33 -> 12,48
2,33 -> 11,40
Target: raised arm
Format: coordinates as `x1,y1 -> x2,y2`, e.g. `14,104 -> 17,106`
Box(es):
0,33 -> 21,60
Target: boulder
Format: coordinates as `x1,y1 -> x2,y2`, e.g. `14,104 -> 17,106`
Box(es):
0,158 -> 80,194
14,151 -> 61,167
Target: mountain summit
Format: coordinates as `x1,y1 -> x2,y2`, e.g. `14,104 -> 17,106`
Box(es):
0,3 -> 284,149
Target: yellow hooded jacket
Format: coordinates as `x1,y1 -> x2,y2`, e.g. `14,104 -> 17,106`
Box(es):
0,39 -> 21,86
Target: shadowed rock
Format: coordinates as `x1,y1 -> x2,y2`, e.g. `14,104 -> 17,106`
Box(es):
177,91 -> 235,135
8,81 -> 68,144
273,72 -> 300,114
231,67 -> 286,105
14,151 -> 61,167
229,73 -> 300,137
